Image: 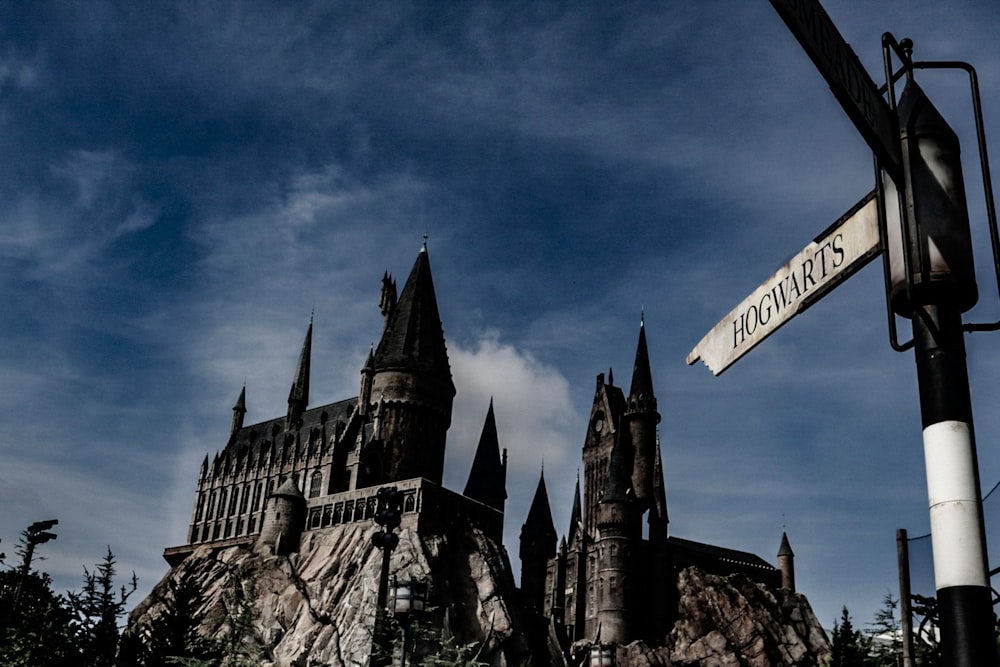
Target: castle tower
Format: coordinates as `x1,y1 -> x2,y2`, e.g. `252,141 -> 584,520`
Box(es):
230,386 -> 247,441
369,244 -> 455,485
256,477 -> 306,556
778,531 -> 795,592
595,428 -> 637,644
582,372 -> 626,536
519,469 -> 557,618
463,399 -> 508,513
287,319 -> 312,425
625,314 -> 660,508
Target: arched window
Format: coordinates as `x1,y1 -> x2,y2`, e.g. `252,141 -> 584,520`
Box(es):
217,490 -> 227,519
239,485 -> 250,514
252,483 -> 263,510
195,493 -> 205,521
309,470 -> 323,499
404,494 -> 416,512
207,492 -> 216,519
228,489 -> 239,516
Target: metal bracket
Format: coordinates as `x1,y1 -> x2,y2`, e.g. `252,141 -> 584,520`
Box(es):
877,33 -> 1000,350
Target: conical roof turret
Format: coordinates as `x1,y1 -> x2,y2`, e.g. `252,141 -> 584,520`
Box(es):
522,469 -> 557,541
287,318 -> 312,423
778,531 -> 794,557
463,399 -> 507,512
628,313 -> 657,416
373,244 -> 453,386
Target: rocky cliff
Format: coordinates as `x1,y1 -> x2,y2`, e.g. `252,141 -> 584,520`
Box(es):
129,529 -> 829,667
128,523 -> 531,666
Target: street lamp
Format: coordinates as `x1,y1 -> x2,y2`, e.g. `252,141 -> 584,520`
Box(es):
11,519 -> 59,623
390,577 -> 427,667
371,488 -> 403,667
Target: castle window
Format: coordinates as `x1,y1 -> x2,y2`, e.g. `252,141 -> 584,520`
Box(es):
366,497 -> 377,519
201,525 -> 210,542
213,523 -> 221,540
248,515 -> 256,533
310,508 -> 322,528
309,470 -> 323,499
195,494 -> 205,521
252,483 -> 262,511
610,544 -> 617,557
207,492 -> 216,518
322,506 -> 332,527
334,503 -> 343,524
592,412 -> 605,433
228,490 -> 239,516
236,518 -> 244,535
404,494 -> 416,513
610,576 -> 617,592
239,485 -> 250,514
218,490 -> 227,519
224,521 -> 232,538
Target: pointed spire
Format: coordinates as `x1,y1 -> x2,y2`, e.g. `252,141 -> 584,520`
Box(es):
230,385 -> 247,439
607,366 -> 614,387
523,469 -> 557,540
778,531 -> 794,557
568,471 -> 583,543
463,399 -> 507,512
287,318 -> 312,422
373,245 -> 453,385
628,314 -> 655,410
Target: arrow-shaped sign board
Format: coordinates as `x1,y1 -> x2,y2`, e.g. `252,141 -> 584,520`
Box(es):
687,192 -> 881,375
769,0 -> 901,179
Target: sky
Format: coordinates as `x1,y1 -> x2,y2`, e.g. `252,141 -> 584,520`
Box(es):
2,0 -> 1000,632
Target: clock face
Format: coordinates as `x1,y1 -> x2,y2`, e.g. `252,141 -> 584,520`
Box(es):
592,413 -> 604,433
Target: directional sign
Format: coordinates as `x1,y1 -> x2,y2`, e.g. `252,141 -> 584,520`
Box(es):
687,192 -> 881,375
770,0 -> 901,179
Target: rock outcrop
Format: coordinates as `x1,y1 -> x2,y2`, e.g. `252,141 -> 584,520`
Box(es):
131,531 -> 828,667
605,568 -> 829,667
128,522 -> 531,666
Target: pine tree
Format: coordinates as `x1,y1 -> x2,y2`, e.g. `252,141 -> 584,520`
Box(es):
119,569 -> 222,667
828,607 -> 872,667
0,569 -> 78,667
66,546 -> 138,667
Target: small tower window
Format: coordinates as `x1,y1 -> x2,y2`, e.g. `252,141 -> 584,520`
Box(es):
592,412 -> 605,433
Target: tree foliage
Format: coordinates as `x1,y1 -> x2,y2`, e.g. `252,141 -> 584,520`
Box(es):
67,547 -> 139,667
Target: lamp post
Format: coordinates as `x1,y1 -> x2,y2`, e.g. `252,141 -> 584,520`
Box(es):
390,577 -> 427,667
10,519 -> 58,623
371,488 -> 403,667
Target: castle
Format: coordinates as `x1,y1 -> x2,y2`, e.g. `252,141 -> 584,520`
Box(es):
164,243 -> 796,661
517,318 -> 796,654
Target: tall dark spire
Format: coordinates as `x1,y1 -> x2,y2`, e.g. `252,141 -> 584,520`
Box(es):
522,469 -> 557,544
287,318 -> 312,423
463,399 -> 507,512
628,314 -> 656,413
230,385 -> 247,440
568,471 -> 583,543
373,245 -> 452,385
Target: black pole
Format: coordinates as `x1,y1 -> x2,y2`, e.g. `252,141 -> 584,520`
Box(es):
896,529 -> 915,667
911,303 -> 995,666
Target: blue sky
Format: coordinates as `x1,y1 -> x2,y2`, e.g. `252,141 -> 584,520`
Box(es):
2,1 -> 1000,630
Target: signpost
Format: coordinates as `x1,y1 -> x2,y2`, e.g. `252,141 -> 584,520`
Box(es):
769,0 -> 901,179
688,1 -> 998,664
687,192 -> 880,375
